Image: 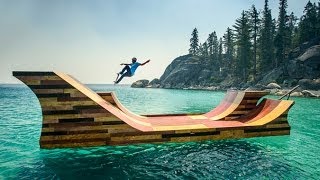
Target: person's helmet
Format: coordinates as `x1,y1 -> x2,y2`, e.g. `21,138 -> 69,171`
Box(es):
132,57 -> 137,63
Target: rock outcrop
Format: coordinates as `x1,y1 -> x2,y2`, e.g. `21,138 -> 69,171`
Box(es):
288,45 -> 320,80
301,90 -> 320,97
290,91 -> 303,97
266,83 -> 281,89
298,79 -> 320,90
148,78 -> 161,88
257,68 -> 284,86
159,54 -> 218,89
131,79 -> 149,88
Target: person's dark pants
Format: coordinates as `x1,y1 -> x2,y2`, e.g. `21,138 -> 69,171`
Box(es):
116,65 -> 132,84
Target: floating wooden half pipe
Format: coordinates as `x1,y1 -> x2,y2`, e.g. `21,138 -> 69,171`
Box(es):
13,71 -> 294,148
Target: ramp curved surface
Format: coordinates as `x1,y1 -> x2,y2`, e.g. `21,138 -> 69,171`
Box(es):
54,72 -> 153,131
55,72 -> 292,131
106,90 -> 267,122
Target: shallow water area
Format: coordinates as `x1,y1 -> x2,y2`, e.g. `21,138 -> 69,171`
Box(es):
0,84 -> 320,179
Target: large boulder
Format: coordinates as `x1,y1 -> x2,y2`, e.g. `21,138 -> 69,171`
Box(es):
301,90 -> 320,97
297,45 -> 320,63
257,68 -> 284,86
298,79 -> 320,90
288,37 -> 320,59
131,79 -> 149,88
159,55 -> 218,89
288,45 -> 320,80
290,91 -> 303,97
275,90 -> 287,96
266,82 -> 281,89
148,78 -> 161,88
218,75 -> 237,89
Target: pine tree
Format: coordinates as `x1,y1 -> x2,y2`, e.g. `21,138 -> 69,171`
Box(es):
207,33 -> 214,57
291,25 -> 300,49
274,0 -> 288,70
189,28 -> 199,55
299,1 -> 318,43
234,11 -> 252,82
259,0 -> 274,73
223,27 -> 235,74
212,31 -> 219,62
249,5 -> 260,81
218,38 -> 223,73
271,18 -> 277,69
199,42 -> 209,57
287,12 -> 298,50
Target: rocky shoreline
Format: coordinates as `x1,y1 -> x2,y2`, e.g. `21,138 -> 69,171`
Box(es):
131,80 -> 320,98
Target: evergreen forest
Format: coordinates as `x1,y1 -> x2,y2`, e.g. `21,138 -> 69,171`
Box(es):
188,0 -> 320,83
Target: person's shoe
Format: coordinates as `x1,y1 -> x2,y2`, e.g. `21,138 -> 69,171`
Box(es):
114,73 -> 120,84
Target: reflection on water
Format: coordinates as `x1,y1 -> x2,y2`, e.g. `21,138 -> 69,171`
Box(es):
19,140 -> 297,179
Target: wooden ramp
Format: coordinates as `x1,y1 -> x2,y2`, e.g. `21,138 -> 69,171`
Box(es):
13,71 -> 294,148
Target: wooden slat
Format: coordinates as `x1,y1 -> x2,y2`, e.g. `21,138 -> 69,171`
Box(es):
14,75 -> 63,84
41,129 -> 109,136
111,134 -> 162,141
42,105 -> 74,111
40,141 -> 107,148
244,130 -> 290,138
20,79 -> 41,85
33,89 -> 64,94
41,80 -> 68,85
40,100 -> 98,107
40,133 -> 110,141
52,124 -> 125,132
94,116 -> 122,122
13,71 -> 56,76
43,113 -> 114,120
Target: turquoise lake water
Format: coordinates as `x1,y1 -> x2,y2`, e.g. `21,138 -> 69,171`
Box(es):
0,84 -> 320,179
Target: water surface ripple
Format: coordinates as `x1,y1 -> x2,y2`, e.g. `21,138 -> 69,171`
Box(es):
0,84 -> 319,179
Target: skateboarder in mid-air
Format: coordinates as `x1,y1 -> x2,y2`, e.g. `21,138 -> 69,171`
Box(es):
114,57 -> 150,84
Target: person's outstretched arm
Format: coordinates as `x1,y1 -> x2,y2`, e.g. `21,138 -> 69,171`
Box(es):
140,59 -> 151,66
120,63 -> 131,65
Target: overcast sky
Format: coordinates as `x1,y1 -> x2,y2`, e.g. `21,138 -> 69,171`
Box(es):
0,0 -> 316,84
